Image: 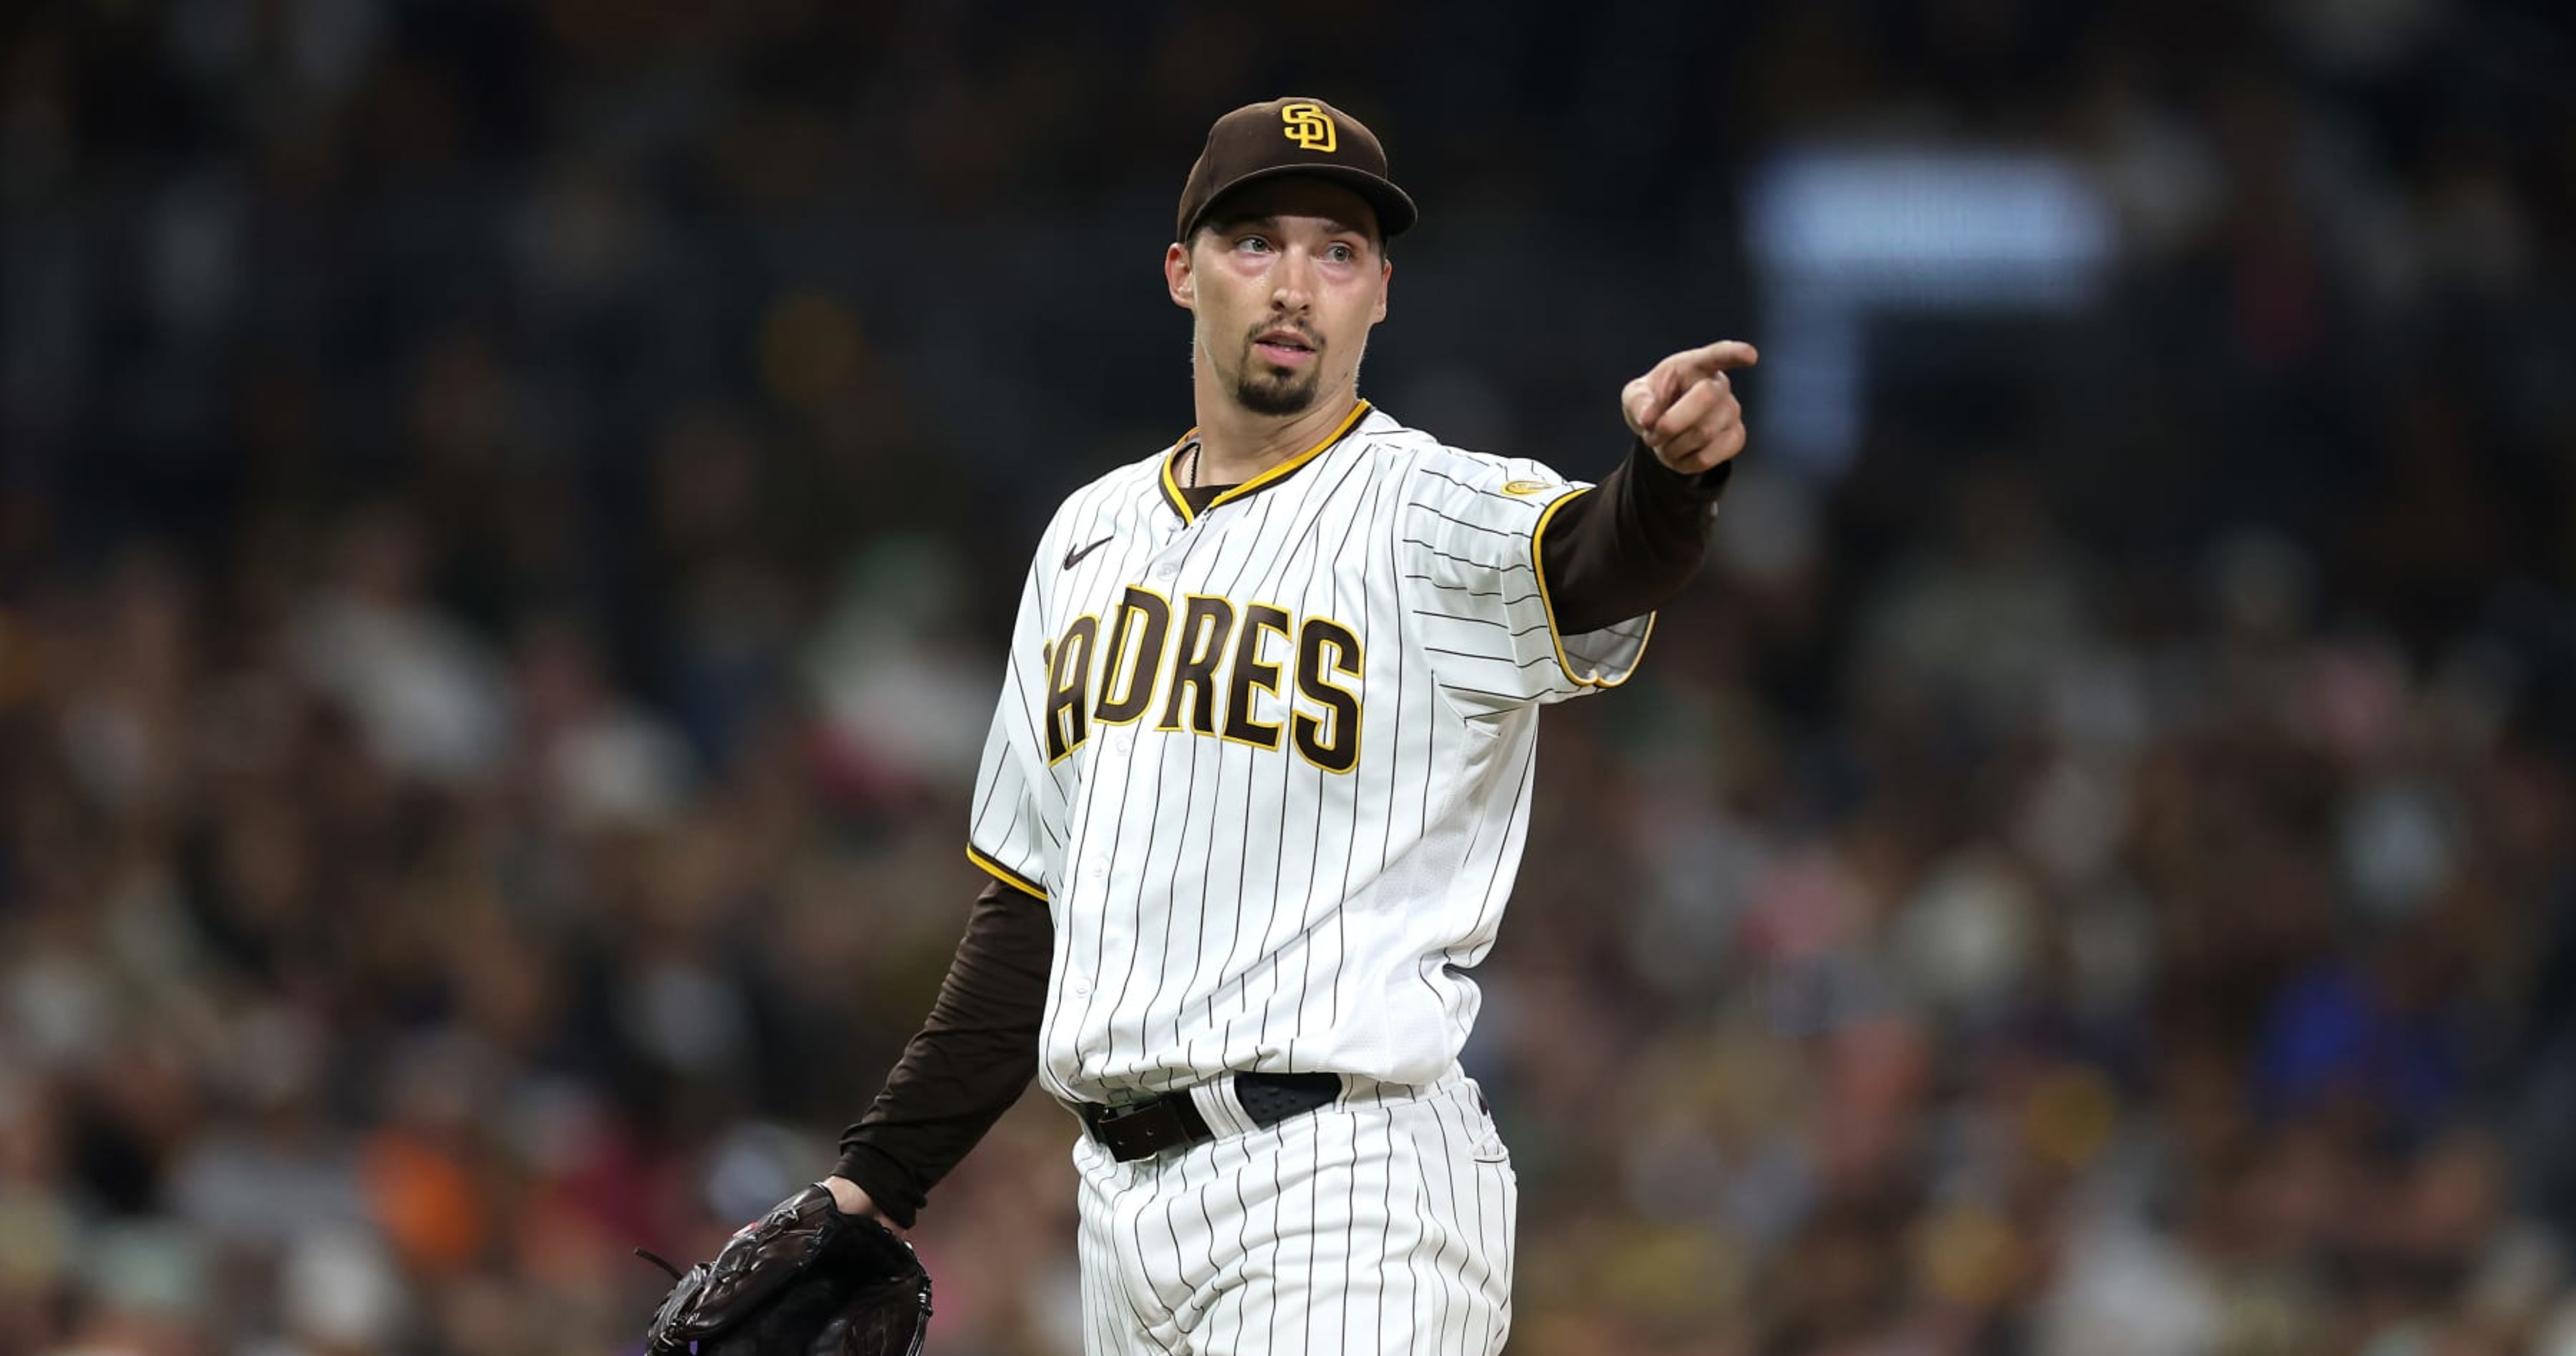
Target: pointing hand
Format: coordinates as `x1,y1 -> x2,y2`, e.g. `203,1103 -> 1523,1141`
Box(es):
1620,340 -> 1758,475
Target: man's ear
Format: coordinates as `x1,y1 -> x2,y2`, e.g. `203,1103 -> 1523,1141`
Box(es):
1371,258 -> 1391,325
1166,242 -> 1194,310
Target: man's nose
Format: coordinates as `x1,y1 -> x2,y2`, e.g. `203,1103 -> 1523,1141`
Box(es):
1272,250 -> 1314,312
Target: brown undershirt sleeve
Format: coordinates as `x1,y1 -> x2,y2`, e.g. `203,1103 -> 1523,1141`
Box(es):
1540,441 -> 1733,636
832,874 -> 1053,1229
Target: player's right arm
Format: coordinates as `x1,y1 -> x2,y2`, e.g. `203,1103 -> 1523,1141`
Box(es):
828,552 -> 1062,1227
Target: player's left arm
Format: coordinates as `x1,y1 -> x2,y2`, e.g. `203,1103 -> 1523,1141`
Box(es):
1400,340 -> 1753,711
1539,340 -> 1757,633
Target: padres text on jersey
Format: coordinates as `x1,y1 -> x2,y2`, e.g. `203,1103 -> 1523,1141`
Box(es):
1041,589 -> 1364,773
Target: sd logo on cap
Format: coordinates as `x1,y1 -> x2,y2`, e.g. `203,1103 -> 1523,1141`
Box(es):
1279,102 -> 1338,153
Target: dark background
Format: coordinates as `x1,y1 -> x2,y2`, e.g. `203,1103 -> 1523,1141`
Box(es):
3,1 -> 2574,1353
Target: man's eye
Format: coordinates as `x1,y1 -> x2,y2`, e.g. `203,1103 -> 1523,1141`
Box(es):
1237,236 -> 1270,253
1327,244 -> 1354,263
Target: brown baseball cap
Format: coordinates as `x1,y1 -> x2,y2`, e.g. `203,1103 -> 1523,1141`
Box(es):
1175,96 -> 1418,244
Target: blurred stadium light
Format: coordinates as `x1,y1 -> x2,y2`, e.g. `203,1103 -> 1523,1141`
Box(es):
1745,147 -> 2116,471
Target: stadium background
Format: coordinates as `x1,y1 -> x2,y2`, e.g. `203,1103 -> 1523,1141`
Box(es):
4,1 -> 2575,1353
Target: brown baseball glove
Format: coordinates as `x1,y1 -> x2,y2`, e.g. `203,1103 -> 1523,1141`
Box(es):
640,1184 -> 931,1356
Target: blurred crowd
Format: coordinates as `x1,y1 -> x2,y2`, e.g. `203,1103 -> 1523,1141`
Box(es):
4,1 -> 2575,1354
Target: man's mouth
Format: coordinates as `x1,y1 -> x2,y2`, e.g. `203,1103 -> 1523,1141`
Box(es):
1252,329 -> 1318,367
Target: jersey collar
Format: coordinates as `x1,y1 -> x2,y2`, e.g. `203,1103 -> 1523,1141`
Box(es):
1158,400 -> 1373,525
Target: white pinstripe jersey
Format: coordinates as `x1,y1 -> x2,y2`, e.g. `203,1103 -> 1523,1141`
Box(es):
966,402 -> 1656,1105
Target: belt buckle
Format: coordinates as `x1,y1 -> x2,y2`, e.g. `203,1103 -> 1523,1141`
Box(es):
1089,1098 -> 1188,1161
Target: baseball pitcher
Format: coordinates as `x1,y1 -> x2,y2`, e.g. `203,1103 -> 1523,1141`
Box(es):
643,94 -> 1754,1356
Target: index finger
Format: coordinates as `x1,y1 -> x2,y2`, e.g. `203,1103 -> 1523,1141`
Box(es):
1662,340 -> 1760,382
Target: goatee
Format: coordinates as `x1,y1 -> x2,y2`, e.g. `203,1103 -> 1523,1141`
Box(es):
1234,367 -> 1321,416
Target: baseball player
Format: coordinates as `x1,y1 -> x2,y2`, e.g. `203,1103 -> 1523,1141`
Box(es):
667,96 -> 1754,1356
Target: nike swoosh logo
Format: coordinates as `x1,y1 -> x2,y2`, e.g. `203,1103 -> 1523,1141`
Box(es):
1062,536 -> 1114,571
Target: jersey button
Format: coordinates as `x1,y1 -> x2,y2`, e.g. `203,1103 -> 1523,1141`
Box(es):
1066,976 -> 1091,997
1152,562 -> 1178,580
1108,730 -> 1132,754
1085,859 -> 1107,880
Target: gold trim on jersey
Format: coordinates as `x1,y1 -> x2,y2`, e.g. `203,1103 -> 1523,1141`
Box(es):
1529,486 -> 1658,690
1159,400 -> 1373,525
967,843 -> 1049,900
1156,431 -> 1199,520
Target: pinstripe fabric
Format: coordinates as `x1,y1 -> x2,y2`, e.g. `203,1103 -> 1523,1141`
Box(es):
1073,1075 -> 1515,1356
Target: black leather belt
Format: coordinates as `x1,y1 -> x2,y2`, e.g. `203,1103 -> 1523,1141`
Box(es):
1078,1072 -> 1342,1162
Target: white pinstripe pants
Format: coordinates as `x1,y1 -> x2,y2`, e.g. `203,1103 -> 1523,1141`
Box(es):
1071,1073 -> 1516,1356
